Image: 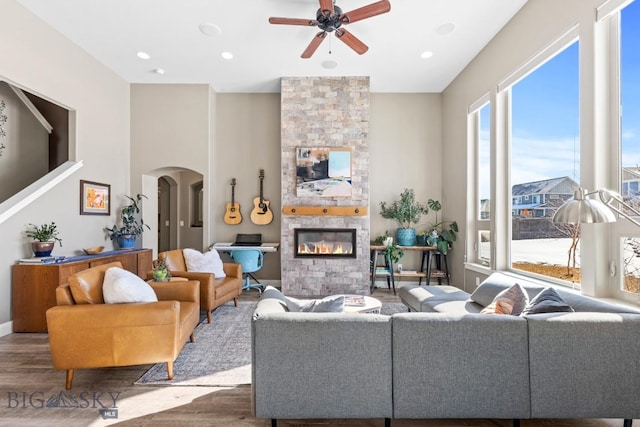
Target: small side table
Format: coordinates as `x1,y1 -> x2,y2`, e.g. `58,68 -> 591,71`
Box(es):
370,247 -> 396,294
419,250 -> 450,286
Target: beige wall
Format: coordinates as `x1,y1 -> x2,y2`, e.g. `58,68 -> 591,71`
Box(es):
0,1 -> 130,328
215,93 -> 282,280
370,93 -> 442,271
130,84 -> 213,254
0,82 -> 49,202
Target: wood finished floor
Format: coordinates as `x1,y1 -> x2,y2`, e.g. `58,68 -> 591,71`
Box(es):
0,287 -> 634,427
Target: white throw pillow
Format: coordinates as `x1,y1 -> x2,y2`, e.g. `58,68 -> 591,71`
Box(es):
183,248 -> 226,278
103,267 -> 158,304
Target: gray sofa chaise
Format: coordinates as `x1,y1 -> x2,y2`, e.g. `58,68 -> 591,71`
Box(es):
398,272 -> 640,427
252,274 -> 640,427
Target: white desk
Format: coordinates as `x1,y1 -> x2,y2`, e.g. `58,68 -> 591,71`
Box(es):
210,243 -> 280,253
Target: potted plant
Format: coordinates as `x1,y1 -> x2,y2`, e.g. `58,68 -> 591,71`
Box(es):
152,258 -> 171,282
372,232 -> 404,264
426,198 -> 458,254
26,222 -> 62,257
379,188 -> 428,246
105,194 -> 150,249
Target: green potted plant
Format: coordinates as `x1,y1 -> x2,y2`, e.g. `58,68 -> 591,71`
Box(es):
372,232 -> 404,264
26,222 -> 62,257
105,194 -> 150,249
379,188 -> 428,246
152,258 -> 171,282
426,199 -> 458,254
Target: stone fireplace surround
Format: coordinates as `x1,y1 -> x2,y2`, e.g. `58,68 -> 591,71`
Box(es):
280,77 -> 370,297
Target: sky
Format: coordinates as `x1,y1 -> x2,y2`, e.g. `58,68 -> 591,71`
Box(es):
478,0 -> 640,200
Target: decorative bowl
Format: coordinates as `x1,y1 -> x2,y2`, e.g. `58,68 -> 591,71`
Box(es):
83,246 -> 104,255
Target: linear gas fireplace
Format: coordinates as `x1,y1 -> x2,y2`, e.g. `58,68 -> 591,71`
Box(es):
294,228 -> 357,258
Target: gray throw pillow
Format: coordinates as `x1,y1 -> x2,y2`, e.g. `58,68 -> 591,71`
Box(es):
520,287 -> 575,315
286,295 -> 345,313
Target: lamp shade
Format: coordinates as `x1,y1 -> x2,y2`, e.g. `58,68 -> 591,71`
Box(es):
552,189 -> 616,224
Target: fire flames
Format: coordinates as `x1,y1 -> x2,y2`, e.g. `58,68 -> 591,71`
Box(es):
298,242 -> 353,255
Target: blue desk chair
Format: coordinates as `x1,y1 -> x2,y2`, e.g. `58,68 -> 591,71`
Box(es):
230,249 -> 264,293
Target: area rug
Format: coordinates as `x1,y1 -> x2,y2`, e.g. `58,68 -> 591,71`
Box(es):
135,300 -> 408,387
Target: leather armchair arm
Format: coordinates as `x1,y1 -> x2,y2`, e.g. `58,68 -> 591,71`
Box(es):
223,263 -> 242,279
165,270 -> 216,283
47,301 -> 180,329
149,280 -> 199,303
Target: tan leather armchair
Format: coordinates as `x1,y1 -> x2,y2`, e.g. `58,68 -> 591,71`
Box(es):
153,249 -> 243,323
46,262 -> 200,390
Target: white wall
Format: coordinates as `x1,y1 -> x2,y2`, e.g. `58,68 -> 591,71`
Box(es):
0,1 -> 130,328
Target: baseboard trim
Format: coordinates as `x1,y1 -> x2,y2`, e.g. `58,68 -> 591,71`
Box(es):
0,321 -> 13,337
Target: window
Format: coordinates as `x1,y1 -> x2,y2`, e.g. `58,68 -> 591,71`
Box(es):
509,39 -> 580,285
469,97 -> 491,267
619,0 -> 640,294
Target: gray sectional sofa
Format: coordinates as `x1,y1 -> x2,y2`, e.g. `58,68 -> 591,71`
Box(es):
252,274 -> 640,427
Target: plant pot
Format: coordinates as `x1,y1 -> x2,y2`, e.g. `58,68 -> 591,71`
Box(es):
116,235 -> 136,249
416,234 -> 427,246
396,228 -> 416,246
31,241 -> 55,257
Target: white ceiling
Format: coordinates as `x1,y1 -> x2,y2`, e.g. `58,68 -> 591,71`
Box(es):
16,0 -> 528,93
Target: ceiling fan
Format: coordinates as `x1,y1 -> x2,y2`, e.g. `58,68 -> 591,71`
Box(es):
268,0 -> 391,58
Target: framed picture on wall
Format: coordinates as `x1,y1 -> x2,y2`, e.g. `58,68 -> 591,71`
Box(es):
296,147 -> 353,197
80,180 -> 110,215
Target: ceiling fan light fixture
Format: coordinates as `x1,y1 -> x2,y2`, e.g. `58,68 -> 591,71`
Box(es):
321,59 -> 339,69
436,22 -> 456,36
199,22 -> 222,37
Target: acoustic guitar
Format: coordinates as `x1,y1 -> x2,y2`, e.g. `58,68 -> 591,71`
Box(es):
223,178 -> 242,225
250,169 -> 274,225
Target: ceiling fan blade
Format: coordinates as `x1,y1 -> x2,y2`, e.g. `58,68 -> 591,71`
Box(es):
301,31 -> 327,58
319,0 -> 334,15
335,28 -> 368,55
340,0 -> 391,24
269,17 -> 318,26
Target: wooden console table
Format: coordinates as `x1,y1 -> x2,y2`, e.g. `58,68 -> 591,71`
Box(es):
12,248 -> 152,332
370,245 -> 450,293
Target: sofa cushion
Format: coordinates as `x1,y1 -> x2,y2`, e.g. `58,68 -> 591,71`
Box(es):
398,285 -> 470,312
286,295 -> 345,313
261,285 -> 289,311
521,287 -> 574,315
68,261 -> 122,304
480,283 -> 529,315
183,248 -> 226,278
103,267 -> 158,304
470,272 -> 545,306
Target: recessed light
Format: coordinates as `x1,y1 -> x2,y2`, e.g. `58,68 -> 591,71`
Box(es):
420,51 -> 434,59
137,51 -> 150,60
152,68 -> 165,75
436,22 -> 456,36
221,52 -> 233,60
321,60 -> 339,69
199,22 -> 222,37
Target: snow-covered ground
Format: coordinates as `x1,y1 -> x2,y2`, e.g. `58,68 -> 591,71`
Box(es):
479,238 -> 580,266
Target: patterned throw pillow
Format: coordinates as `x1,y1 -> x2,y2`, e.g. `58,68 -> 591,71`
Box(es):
480,283 -> 529,315
183,248 -> 226,278
520,287 -> 574,315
